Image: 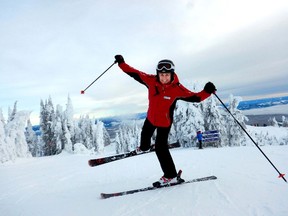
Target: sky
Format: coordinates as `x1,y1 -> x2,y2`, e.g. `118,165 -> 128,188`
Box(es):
1,0 -> 288,124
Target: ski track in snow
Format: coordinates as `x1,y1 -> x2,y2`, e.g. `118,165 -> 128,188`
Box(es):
1,146 -> 288,216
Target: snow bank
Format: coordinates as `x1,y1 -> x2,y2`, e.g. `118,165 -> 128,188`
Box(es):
73,143 -> 92,154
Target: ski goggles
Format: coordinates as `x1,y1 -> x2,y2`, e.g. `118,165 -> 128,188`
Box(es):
156,62 -> 175,72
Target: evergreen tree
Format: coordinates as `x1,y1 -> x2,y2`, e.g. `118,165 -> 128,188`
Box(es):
73,119 -> 82,144
268,117 -> 279,127
0,108 -> 8,163
73,116 -> 110,153
168,123 -> 177,144
93,120 -> 105,153
201,96 -> 223,131
115,133 -> 122,154
115,120 -> 141,153
64,95 -> 75,143
117,124 -> 129,152
5,110 -> 31,159
282,116 -> 288,127
224,95 -> 247,146
78,115 -> 93,150
34,136 -> 44,157
40,97 -> 57,156
1,106 -> 32,162
200,96 -> 227,146
7,101 -> 17,122
25,119 -> 38,156
173,101 -> 204,147
54,105 -> 64,153
62,119 -> 73,153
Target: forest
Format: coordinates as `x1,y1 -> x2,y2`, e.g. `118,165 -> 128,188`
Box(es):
1,94 -> 288,163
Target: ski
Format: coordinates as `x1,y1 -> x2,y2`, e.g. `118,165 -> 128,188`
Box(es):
88,142 -> 180,167
100,175 -> 217,199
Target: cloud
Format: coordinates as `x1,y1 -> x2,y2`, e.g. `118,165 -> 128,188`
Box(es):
1,0 -> 288,124
176,14 -> 288,98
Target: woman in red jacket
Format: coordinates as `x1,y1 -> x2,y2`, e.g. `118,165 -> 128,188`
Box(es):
114,55 -> 216,186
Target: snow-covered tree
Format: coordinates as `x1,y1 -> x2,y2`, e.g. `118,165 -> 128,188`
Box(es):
7,101 -> 17,122
200,95 -> 227,146
173,101 -> 204,147
62,120 -> 73,153
40,97 -> 57,156
64,95 -> 75,143
34,136 -> 44,157
54,104 -> 64,153
0,109 -> 9,163
168,123 -> 177,144
25,119 -> 38,156
92,120 -> 106,153
5,110 -> 32,160
282,116 -> 288,127
79,115 -> 93,149
115,120 -> 142,153
73,115 -> 110,153
115,133 -> 122,154
223,95 -> 247,146
268,117 -> 279,127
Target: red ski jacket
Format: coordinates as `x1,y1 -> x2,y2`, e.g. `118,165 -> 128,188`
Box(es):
119,62 -> 211,127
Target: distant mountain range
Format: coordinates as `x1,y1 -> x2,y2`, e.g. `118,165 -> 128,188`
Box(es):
237,95 -> 288,110
99,112 -> 147,128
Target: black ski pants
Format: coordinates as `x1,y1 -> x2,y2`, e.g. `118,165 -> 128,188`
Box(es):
140,118 -> 177,178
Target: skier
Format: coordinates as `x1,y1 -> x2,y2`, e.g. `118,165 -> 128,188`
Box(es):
114,55 -> 216,186
197,130 -> 203,149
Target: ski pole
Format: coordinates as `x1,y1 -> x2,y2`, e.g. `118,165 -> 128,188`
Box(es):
213,93 -> 287,183
81,62 -> 116,94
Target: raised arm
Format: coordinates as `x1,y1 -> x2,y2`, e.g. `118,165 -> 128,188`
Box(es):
115,55 -> 154,87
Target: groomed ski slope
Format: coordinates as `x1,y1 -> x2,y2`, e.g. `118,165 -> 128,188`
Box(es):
1,144 -> 288,216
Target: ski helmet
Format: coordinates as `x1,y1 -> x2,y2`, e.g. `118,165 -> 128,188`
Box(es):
156,59 -> 175,81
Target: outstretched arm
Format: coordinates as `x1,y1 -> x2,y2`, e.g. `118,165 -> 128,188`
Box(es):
178,82 -> 216,102
115,55 -> 153,87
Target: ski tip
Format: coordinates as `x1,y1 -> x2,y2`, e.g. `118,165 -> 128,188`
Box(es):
100,193 -> 110,199
88,160 -> 94,167
100,192 -> 119,199
100,193 -> 112,199
80,90 -> 85,94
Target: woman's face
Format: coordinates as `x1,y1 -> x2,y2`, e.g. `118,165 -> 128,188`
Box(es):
158,72 -> 172,84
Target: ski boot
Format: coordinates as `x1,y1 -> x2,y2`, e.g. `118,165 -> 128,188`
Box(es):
136,146 -> 151,155
153,170 -> 185,188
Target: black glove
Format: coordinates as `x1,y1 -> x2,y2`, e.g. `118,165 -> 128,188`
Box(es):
204,82 -> 216,94
114,55 -> 125,64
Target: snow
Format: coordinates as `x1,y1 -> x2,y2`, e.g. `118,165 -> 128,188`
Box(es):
1,142 -> 288,216
1,99 -> 288,215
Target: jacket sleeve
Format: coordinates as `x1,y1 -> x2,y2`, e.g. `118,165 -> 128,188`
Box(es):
177,83 -> 211,102
118,62 -> 153,88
